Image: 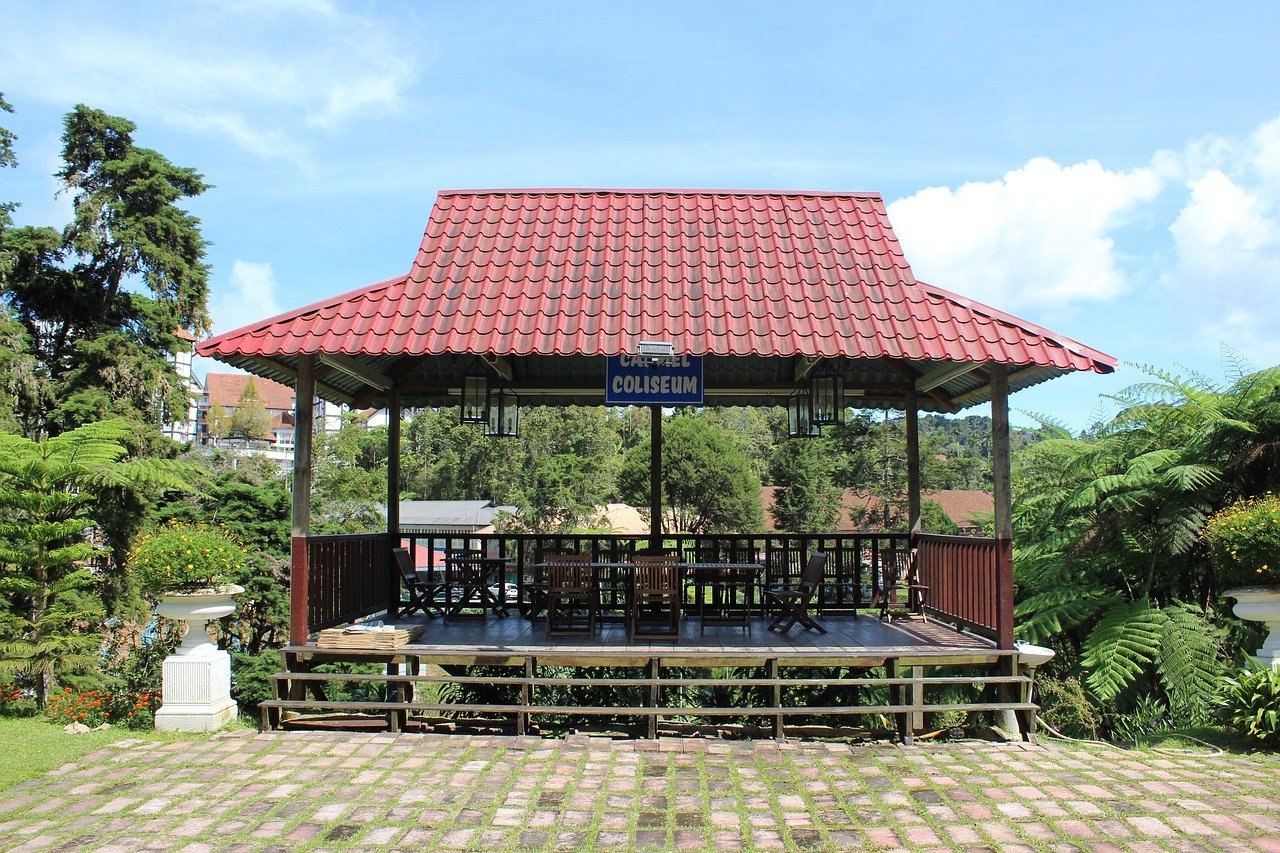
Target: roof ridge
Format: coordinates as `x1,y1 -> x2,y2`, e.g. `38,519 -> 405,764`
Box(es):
438,188 -> 884,199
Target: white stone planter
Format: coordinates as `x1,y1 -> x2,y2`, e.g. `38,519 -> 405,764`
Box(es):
153,584 -> 243,732
1224,585 -> 1280,669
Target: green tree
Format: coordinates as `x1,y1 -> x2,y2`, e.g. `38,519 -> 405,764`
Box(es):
505,407 -> 621,532
206,403 -> 230,443
229,380 -> 271,441
311,413 -> 388,534
0,420 -> 191,707
769,438 -> 840,532
0,104 -> 210,436
618,414 -> 764,533
1009,366 -> 1280,728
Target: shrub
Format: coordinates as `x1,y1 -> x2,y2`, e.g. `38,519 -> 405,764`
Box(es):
129,522 -> 248,594
1201,495 -> 1280,589
1217,659 -> 1280,746
0,684 -> 36,718
45,688 -> 111,727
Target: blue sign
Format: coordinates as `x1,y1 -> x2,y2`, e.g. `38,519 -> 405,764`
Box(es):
605,354 -> 704,405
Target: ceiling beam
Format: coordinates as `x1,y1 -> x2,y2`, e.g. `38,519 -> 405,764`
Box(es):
237,356 -> 355,406
318,354 -> 392,392
916,362 -> 984,394
483,355 -> 513,382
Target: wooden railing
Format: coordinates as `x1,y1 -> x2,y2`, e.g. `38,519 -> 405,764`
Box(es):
399,532 -> 911,612
302,530 -> 1015,641
307,533 -> 396,632
914,533 -> 1009,646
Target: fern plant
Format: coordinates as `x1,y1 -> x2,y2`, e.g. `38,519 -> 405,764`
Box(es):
0,419 -> 193,707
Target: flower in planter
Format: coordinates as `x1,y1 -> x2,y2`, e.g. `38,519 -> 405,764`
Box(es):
1201,495 -> 1280,590
130,522 -> 248,595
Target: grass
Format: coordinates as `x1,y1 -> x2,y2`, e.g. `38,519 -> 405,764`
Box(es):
0,717 -> 207,792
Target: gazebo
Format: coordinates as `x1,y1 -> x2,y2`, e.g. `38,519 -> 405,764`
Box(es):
198,189 -> 1114,738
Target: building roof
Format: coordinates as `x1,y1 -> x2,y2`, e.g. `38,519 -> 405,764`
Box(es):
198,189 -> 1116,411
398,500 -> 516,531
762,487 -> 993,532
205,373 -> 296,412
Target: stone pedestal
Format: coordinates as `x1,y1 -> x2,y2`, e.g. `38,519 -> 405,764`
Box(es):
154,585 -> 243,733
1225,586 -> 1280,668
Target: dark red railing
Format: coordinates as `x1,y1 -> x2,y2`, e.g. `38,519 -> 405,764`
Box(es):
913,533 -> 1009,646
302,531 -> 1014,637
307,533 -> 396,631
400,532 -> 910,613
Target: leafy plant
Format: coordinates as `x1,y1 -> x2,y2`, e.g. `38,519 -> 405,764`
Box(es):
44,687 -> 111,727
128,522 -> 247,594
1217,659 -> 1280,746
1200,495 -> 1280,589
0,419 -> 192,707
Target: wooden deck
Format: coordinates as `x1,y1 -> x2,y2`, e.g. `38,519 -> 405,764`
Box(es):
355,612 -> 1003,666
263,613 -> 1039,742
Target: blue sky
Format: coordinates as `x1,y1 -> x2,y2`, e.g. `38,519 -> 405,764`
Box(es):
5,1 -> 1280,430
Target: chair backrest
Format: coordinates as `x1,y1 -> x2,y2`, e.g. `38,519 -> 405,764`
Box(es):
548,561 -> 593,590
799,552 -> 828,590
879,548 -> 908,591
631,554 -> 679,594
447,556 -> 486,583
393,547 -> 416,584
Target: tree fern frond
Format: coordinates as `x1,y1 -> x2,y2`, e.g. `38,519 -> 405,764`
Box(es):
1081,599 -> 1168,701
1015,588 -> 1118,645
1157,604 -> 1224,719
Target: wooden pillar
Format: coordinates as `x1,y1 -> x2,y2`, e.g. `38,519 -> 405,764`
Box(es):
990,365 -> 1015,650
387,386 -> 401,544
649,404 -> 662,551
289,355 -> 316,645
905,392 -> 921,535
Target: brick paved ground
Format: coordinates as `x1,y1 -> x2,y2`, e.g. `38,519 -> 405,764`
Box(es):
1,731 -> 1277,852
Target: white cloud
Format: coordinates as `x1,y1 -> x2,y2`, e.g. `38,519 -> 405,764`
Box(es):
889,157 -> 1163,315
211,260 -> 283,336
1163,160 -> 1280,363
4,1 -> 421,168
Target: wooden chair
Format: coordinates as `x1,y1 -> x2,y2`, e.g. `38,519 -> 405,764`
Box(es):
394,547 -> 440,618
765,551 -> 828,635
627,554 -> 681,642
545,555 -> 597,637
874,547 -> 927,622
443,554 -> 489,622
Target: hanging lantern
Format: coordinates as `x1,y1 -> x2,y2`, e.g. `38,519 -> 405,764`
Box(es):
809,361 -> 844,426
460,360 -> 489,424
787,385 -> 819,438
485,385 -> 520,437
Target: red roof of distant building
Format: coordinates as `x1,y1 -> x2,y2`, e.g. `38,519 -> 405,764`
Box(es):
200,189 -> 1114,371
762,487 -> 993,532
205,373 -> 296,412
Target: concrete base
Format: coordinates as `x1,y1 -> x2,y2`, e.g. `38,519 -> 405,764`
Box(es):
155,648 -> 238,733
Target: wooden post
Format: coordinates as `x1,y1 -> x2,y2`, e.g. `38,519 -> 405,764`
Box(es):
289,355 -> 316,645
387,386 -> 401,541
906,392 -> 921,535
990,365 -> 1015,650
649,405 -> 662,551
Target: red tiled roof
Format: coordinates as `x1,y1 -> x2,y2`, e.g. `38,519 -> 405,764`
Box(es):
205,373 -> 296,412
762,487 -> 993,532
198,189 -> 1115,408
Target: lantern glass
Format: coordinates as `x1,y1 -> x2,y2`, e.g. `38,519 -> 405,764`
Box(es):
787,387 -> 818,438
486,386 -> 519,437
461,366 -> 489,424
810,363 -> 844,426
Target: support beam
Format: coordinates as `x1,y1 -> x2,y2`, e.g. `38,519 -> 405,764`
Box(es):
237,355 -> 354,406
289,355 -> 316,645
906,392 -> 921,535
318,353 -> 392,392
387,385 -> 402,546
915,362 -> 982,394
650,405 -> 662,551
990,364 -> 1015,650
